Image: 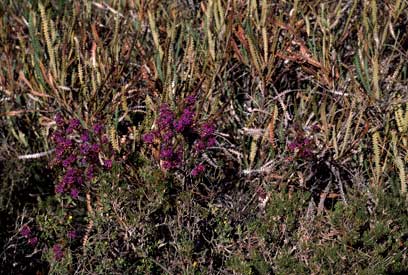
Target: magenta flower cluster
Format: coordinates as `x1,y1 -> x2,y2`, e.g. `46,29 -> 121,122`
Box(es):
287,136 -> 314,159
51,114 -> 113,199
143,95 -> 216,176
20,225 -> 38,247
194,123 -> 217,152
52,243 -> 64,261
67,230 -> 77,240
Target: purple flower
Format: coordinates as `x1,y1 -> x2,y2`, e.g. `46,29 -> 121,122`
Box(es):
90,143 -> 100,153
93,123 -> 104,134
302,138 -> 312,145
194,140 -> 206,152
191,164 -> 205,177
162,129 -> 174,142
80,132 -> 90,142
142,132 -> 155,144
67,230 -> 77,239
66,119 -> 80,134
55,182 -> 65,193
64,170 -> 74,179
157,104 -> 175,130
287,135 -> 314,159
86,166 -> 95,180
207,137 -> 216,147
160,146 -> 173,159
62,155 -> 76,168
174,107 -> 194,133
200,123 -> 215,138
299,148 -> 313,158
55,147 -> 64,158
53,131 -> 65,144
50,114 -> 115,202
80,143 -> 90,155
80,157 -> 87,165
162,161 -> 173,169
159,144 -> 182,168
69,119 -> 80,130
101,135 -> 109,144
28,237 -> 38,246
52,244 -> 64,261
62,138 -> 72,149
70,188 -> 79,199
20,225 -> 31,238
66,167 -> 76,176
185,95 -> 196,105
64,168 -> 78,183
104,159 -> 113,169
161,148 -> 182,169
62,173 -> 75,185
288,142 -> 298,151
55,113 -> 65,127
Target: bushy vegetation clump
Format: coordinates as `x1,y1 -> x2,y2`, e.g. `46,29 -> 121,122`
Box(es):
1,1 -> 407,274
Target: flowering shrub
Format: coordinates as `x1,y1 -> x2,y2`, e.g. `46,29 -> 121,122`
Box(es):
51,114 -> 113,199
20,225 -> 38,247
287,125 -> 320,160
143,95 -> 216,176
40,114 -> 117,262
287,136 -> 314,159
52,243 -> 64,261
3,2 -> 408,274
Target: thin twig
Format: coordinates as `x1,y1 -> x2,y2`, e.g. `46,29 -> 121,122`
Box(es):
318,182 -> 332,215
18,149 -> 55,160
326,161 -> 348,204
